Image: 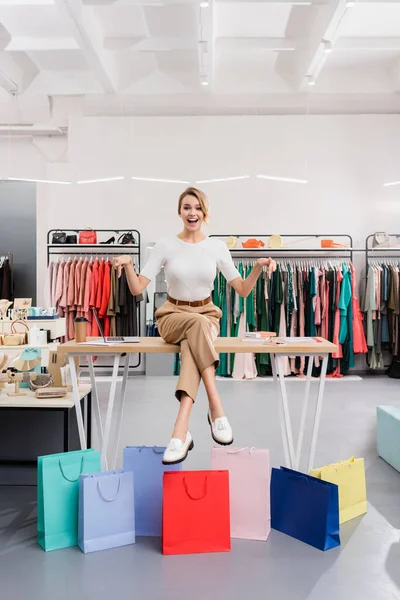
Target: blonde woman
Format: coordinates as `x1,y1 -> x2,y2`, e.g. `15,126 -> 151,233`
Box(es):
114,188 -> 276,465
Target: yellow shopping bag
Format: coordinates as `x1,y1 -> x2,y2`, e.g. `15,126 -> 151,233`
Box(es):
310,457 -> 367,524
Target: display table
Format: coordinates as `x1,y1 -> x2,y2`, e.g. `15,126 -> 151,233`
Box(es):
58,337 -> 337,472
0,317 -> 66,340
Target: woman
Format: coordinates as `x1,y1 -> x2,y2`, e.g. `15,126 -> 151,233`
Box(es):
114,187 -> 276,465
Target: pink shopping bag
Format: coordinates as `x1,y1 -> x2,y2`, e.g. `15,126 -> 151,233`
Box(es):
211,447 -> 270,541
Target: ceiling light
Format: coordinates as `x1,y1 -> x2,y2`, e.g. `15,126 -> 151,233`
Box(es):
200,1 -> 210,7
323,40 -> 332,54
383,181 -> 400,188
346,0 -> 355,6
195,176 -> 250,184
307,75 -> 316,86
7,177 -> 71,185
256,175 -> 308,185
77,176 -> 125,184
131,176 -> 189,184
201,80 -> 209,86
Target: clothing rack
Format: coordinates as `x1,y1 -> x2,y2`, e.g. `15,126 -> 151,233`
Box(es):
0,252 -> 13,300
47,229 -> 142,372
210,234 -> 354,262
365,233 -> 400,272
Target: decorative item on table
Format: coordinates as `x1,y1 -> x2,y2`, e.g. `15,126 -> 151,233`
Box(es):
118,231 -> 136,245
162,470 -> 231,555
226,236 -> 238,249
27,307 -> 58,319
29,373 -> 54,391
37,449 -> 101,551
268,234 -> 283,249
242,238 -> 265,249
3,320 -> 29,346
270,466 -> 340,551
211,447 -> 271,541
242,331 -> 276,342
79,228 -> 97,244
78,470 -> 136,553
321,239 -> 348,249
35,387 -> 68,399
0,299 -> 12,320
123,445 -> 181,536
51,230 -> 67,244
74,317 -> 88,343
12,347 -> 42,388
310,457 -> 367,524
0,368 -> 41,397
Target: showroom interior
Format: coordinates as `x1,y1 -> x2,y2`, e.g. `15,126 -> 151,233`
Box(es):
0,1 -> 400,599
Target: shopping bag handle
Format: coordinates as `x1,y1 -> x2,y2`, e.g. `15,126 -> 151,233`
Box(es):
183,476 -> 208,500
228,447 -> 257,455
96,474 -> 121,502
152,447 -> 164,454
59,456 -> 84,482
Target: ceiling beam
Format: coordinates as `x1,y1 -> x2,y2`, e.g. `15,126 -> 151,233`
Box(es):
5,37 -> 80,52
53,0 -> 117,93
217,37 -> 297,51
104,36 -> 198,51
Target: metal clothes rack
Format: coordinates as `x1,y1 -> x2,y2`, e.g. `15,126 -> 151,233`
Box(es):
0,252 -> 13,300
47,229 -> 142,371
210,233 -> 354,262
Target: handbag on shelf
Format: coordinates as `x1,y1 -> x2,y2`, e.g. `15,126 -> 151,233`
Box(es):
118,232 -> 136,245
372,232 -> 391,248
65,235 -> 77,244
51,230 -> 67,244
3,320 -> 29,346
79,229 -> 97,245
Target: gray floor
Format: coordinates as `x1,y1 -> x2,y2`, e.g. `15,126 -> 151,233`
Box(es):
1,375 -> 400,600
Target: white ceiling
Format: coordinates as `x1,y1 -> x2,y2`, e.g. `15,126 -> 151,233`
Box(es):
0,0 -> 400,124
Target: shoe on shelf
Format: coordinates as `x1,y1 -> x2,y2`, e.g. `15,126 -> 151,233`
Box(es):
207,412 -> 234,446
100,236 -> 115,244
162,432 -> 194,465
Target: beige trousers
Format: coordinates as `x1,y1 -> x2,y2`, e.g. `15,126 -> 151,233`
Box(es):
155,300 -> 221,401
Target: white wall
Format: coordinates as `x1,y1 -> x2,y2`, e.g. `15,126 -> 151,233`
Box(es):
30,114 -> 400,303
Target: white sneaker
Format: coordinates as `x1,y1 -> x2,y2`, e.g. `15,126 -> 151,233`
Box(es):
208,412 -> 234,446
162,432 -> 194,465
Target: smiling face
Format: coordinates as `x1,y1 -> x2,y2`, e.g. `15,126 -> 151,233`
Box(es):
179,194 -> 205,232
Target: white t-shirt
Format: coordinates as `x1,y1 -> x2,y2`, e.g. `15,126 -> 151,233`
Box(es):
140,236 -> 241,302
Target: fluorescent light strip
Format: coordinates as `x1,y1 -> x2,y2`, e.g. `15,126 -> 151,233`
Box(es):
195,175 -> 250,184
256,174 -> 308,184
131,176 -> 189,184
77,176 -> 125,184
383,181 -> 400,188
7,177 -> 71,185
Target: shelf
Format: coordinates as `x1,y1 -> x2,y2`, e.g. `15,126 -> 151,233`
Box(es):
47,244 -> 139,249
368,247 -> 400,251
229,247 -> 353,252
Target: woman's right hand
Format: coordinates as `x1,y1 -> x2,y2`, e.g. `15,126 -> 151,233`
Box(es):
113,255 -> 132,277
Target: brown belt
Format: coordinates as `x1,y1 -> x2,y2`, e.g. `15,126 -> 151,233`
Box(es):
167,295 -> 212,308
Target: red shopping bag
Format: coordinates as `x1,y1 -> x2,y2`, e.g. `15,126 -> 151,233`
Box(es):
162,470 -> 230,555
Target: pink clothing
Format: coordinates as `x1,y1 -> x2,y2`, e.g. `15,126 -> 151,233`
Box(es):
351,265 -> 368,354
51,262 -> 59,308
55,262 -> 65,317
332,268 -> 343,360
84,263 -> 93,336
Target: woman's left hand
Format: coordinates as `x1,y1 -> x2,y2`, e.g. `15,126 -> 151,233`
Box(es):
257,257 -> 277,278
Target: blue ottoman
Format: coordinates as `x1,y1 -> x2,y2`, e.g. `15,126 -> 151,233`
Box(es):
377,405 -> 400,473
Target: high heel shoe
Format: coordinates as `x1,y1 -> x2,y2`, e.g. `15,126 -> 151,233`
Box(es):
162,432 -> 194,465
100,236 -> 115,244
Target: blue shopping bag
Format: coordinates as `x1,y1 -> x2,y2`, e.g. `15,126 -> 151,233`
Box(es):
78,469 -> 135,553
123,446 -> 181,536
271,466 -> 340,551
37,449 -> 101,551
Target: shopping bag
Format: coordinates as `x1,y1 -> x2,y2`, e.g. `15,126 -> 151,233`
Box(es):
211,446 -> 270,541
123,445 -> 181,536
162,470 -> 230,555
271,466 -> 340,551
78,469 -> 135,553
310,457 -> 367,524
37,449 -> 101,551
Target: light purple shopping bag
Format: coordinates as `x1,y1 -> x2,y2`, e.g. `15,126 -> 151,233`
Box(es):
211,447 -> 270,541
78,469 -> 135,553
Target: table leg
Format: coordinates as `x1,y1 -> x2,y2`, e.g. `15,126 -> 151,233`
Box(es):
101,355 -> 120,471
275,355 -> 296,468
68,354 -> 87,450
307,354 -> 329,472
295,355 -> 314,471
271,354 -> 291,468
88,356 -> 104,453
111,354 -> 130,469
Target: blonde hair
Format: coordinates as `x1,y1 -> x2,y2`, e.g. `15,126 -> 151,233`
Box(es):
178,187 -> 210,225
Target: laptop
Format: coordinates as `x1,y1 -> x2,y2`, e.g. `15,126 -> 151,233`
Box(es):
92,307 -> 140,343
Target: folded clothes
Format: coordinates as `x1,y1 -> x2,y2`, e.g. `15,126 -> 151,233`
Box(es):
242,238 -> 265,248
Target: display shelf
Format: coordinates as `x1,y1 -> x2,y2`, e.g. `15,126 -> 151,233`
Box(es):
47,244 -> 139,249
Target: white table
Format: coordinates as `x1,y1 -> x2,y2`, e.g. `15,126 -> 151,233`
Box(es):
58,337 -> 338,472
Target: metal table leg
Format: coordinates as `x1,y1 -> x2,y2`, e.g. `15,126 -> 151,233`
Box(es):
295,355 -> 314,471
88,356 -> 103,452
275,355 -> 296,468
112,353 -> 130,469
271,354 -> 291,468
307,354 -> 329,472
101,355 -> 120,471
68,354 -> 87,450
